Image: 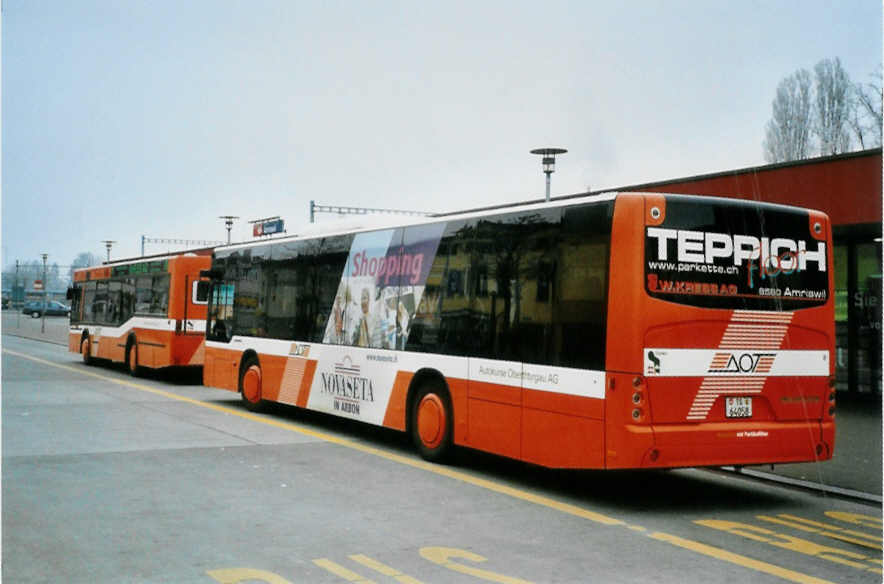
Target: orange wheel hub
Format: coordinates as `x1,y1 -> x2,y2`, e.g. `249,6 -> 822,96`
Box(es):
242,366 -> 262,403
417,394 -> 446,449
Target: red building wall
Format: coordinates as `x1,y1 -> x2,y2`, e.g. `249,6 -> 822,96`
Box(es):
625,149 -> 882,227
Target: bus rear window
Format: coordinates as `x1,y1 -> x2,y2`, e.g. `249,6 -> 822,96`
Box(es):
645,196 -> 829,310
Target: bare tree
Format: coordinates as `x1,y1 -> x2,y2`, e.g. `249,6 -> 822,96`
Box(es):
763,58 -> 881,162
763,69 -> 813,163
851,65 -> 883,149
69,251 -> 101,282
814,57 -> 853,155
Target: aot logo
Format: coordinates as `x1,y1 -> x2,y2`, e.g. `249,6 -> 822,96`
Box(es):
707,352 -> 776,374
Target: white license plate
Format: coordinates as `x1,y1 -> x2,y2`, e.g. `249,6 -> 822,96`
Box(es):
726,397 -> 752,418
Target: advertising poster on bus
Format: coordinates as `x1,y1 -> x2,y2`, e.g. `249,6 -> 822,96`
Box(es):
644,204 -> 829,307
322,223 -> 445,349
310,223 -> 445,422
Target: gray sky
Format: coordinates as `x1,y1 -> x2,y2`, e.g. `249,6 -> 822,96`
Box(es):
2,0 -> 881,269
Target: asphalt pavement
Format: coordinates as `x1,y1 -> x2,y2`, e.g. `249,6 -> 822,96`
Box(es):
6,333 -> 879,584
3,309 -> 881,499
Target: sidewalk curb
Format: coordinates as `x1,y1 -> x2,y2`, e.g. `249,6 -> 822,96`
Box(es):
2,331 -> 67,347
720,467 -> 882,504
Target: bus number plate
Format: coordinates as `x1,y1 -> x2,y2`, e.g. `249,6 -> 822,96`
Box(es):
726,397 -> 752,418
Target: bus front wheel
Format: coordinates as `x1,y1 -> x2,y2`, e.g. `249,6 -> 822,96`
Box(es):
239,357 -> 265,413
81,337 -> 93,365
411,381 -> 453,463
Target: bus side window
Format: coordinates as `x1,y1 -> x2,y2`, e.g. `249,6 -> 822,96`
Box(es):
120,278 -> 136,322
135,276 -> 153,314
93,281 -> 108,323
208,281 -> 235,342
82,281 -> 97,322
68,286 -> 81,322
151,275 -> 170,315
107,280 -> 122,324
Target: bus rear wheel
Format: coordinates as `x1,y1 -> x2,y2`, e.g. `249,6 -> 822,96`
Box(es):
239,357 -> 265,412
126,341 -> 142,377
411,381 -> 453,463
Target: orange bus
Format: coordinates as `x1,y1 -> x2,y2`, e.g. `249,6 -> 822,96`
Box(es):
201,192 -> 835,469
69,251 -> 212,375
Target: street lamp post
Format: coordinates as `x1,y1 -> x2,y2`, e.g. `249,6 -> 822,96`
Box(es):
15,260 -> 20,329
530,148 -> 568,202
219,216 -> 239,244
101,240 -> 116,262
40,253 -> 48,334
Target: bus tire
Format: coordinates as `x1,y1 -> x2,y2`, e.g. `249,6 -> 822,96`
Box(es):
81,336 -> 93,365
239,356 -> 265,413
411,380 -> 453,463
126,339 -> 142,377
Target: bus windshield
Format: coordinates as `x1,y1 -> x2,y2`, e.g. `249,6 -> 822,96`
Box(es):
645,196 -> 829,310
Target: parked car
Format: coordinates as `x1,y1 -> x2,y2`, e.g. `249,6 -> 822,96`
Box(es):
22,300 -> 70,318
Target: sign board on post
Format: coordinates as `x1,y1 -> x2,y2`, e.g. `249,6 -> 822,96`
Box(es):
253,219 -> 285,237
33,280 -> 43,291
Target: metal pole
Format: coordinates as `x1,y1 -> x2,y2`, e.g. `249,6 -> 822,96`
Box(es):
218,216 -> 238,245
101,240 -> 115,262
41,254 -> 47,334
530,148 -> 566,203
310,200 -> 315,223
15,260 -> 20,329
141,235 -> 145,256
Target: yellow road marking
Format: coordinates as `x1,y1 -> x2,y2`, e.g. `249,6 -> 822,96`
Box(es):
419,547 -> 534,584
650,532 -> 837,584
756,515 -> 882,549
825,511 -> 883,529
313,558 -> 376,583
207,568 -> 294,584
777,514 -> 882,543
4,348 -> 844,584
349,554 -> 424,584
697,519 -> 881,573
